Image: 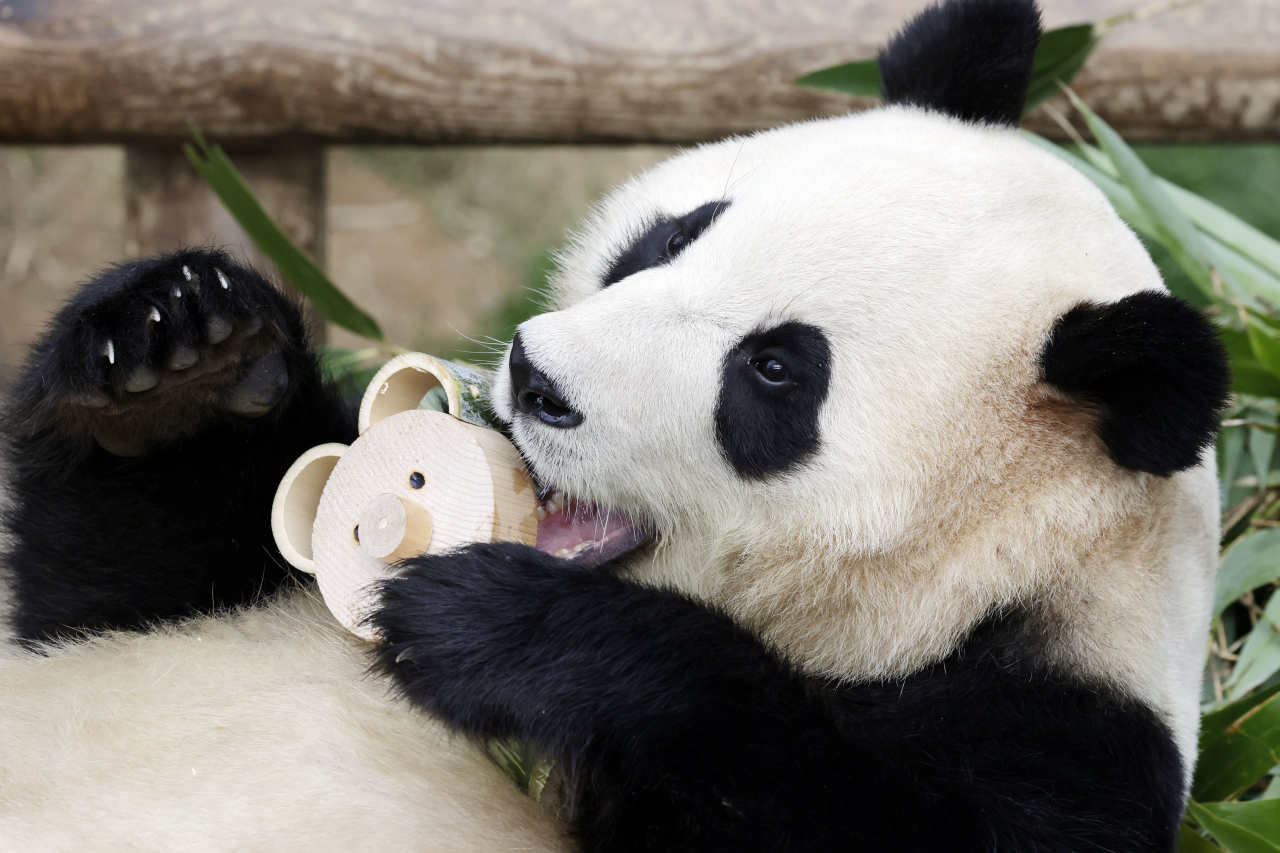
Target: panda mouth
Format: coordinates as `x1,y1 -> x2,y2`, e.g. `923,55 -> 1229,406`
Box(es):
534,487 -> 654,568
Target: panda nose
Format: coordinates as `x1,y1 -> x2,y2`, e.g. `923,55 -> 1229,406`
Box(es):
509,333 -> 583,428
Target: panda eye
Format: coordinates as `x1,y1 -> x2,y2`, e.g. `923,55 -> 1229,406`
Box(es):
665,229 -> 688,257
602,199 -> 730,287
716,322 -> 832,479
752,356 -> 790,384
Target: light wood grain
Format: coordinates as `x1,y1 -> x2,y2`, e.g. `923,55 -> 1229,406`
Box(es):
361,354 -> 451,434
358,493 -> 435,562
310,410 -> 536,641
2,0 -> 1276,144
273,349 -> 536,640
271,442 -> 347,574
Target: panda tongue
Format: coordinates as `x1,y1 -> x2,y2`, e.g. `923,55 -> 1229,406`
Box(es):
535,491 -> 651,568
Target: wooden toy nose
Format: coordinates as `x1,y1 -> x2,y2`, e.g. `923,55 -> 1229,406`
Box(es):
357,493 -> 434,562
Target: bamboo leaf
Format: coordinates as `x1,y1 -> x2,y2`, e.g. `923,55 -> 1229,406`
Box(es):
1247,318 -> 1280,378
1215,530 -> 1280,618
1165,182 -> 1280,279
1058,90 -> 1245,307
184,126 -> 386,341
1224,593 -> 1280,700
1181,823 -> 1227,853
1249,414 -> 1280,489
1232,364 -> 1280,399
1220,328 -> 1280,399
1263,774 -> 1280,799
1201,685 -> 1280,746
1187,800 -> 1280,853
1221,419 -> 1252,515
794,59 -> 882,95
1025,25 -> 1097,110
1195,690 -> 1280,802
1249,406 -> 1280,490
1207,235 -> 1280,310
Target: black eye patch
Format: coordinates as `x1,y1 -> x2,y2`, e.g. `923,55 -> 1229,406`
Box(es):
602,200 -> 730,287
715,322 -> 832,479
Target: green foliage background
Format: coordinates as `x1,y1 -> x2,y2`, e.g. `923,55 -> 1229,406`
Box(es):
190,11 -> 1280,850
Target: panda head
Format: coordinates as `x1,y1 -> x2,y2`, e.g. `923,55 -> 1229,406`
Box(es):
491,0 -> 1228,684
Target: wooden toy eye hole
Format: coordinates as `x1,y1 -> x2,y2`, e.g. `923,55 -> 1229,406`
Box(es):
353,525 -> 360,543
409,472 -> 425,489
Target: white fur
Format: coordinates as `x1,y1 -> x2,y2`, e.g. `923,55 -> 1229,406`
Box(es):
1,107 -> 1218,845
0,589 -> 569,852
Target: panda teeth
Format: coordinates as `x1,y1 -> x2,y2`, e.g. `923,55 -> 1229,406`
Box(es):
538,488 -> 568,518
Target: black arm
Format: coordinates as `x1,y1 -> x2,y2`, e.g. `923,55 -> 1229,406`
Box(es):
373,542 -> 1184,853
2,250 -> 355,642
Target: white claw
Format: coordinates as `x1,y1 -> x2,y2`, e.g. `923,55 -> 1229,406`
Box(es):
148,307 -> 161,325
102,339 -> 115,365
172,287 -> 182,299
182,265 -> 193,281
216,269 -> 230,290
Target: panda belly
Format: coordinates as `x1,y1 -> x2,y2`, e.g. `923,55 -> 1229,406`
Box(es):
0,590 -> 569,853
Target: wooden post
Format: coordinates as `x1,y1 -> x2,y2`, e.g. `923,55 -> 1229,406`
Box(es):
2,1 -> 1278,145
124,145 -> 327,336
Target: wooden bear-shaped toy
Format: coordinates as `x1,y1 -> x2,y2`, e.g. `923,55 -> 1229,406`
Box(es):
271,354 -> 536,640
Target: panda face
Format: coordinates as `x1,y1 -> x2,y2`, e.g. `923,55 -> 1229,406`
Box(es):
496,106 -> 1156,552
490,107 -> 1224,715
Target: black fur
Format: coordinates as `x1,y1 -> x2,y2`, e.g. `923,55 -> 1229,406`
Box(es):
1040,291 -> 1230,477
373,541 -> 1184,853
603,200 -> 730,287
2,249 -> 355,642
508,332 -> 583,428
714,321 -> 831,479
879,0 -> 1042,126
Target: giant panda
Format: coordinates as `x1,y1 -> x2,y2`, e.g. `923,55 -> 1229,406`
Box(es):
0,1 -> 1228,851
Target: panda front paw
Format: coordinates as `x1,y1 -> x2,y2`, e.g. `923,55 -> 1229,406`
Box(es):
8,249 -> 309,456
370,541 -> 589,738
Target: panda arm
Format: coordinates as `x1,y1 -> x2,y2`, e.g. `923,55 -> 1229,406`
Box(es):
374,543 -> 1185,853
373,542 -> 974,852
3,250 -> 356,643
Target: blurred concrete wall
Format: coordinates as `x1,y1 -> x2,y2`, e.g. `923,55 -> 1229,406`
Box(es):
0,144 -> 673,380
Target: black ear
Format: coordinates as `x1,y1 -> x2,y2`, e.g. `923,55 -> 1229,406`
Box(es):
878,0 -> 1042,127
1039,291 -> 1230,477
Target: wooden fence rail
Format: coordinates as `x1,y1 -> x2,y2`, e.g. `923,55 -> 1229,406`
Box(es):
2,0 -> 1278,146
1,0 -> 1276,311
